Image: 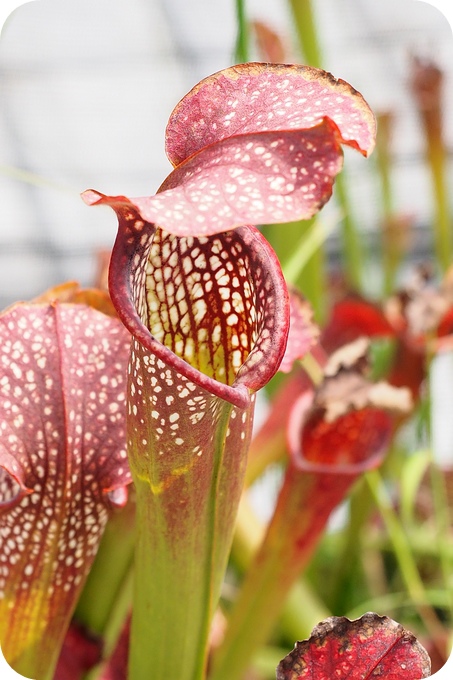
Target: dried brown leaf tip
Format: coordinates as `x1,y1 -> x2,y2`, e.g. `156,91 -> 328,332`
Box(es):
410,56 -> 443,140
386,264 -> 453,342
316,337 -> 412,423
411,56 -> 442,110
165,62 -> 376,167
277,612 -> 431,679
32,280 -> 117,317
288,338 -> 412,475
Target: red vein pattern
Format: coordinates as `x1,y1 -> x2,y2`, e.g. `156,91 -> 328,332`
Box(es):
277,613 -> 431,679
88,193 -> 289,407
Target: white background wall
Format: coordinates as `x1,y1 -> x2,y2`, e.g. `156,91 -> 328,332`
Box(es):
0,0 -> 451,308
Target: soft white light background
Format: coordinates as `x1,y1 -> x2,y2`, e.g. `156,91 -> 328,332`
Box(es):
0,0 -> 451,308
0,1 -> 452,679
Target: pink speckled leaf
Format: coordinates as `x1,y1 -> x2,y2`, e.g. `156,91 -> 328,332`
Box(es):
85,119 -> 343,238
277,613 -> 431,679
165,62 -> 376,166
0,299 -> 131,679
279,288 -> 320,373
84,63 -> 375,239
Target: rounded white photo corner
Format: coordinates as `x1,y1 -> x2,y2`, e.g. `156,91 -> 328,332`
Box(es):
416,0 -> 453,32
0,646 -> 34,680
428,648 -> 453,679
0,1 -> 37,35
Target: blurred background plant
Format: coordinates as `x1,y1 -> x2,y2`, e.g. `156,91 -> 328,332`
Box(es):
0,0 -> 452,678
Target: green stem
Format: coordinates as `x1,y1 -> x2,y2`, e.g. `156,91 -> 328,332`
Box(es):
263,217 -> 327,322
288,0 -> 364,291
282,213 -> 340,287
288,0 -> 322,67
210,464 -> 358,680
374,113 -> 400,296
0,163 -> 77,194
129,401 -> 237,680
231,493 -> 330,640
428,140 -> 452,271
235,0 -> 249,63
299,352 -> 325,387
245,428 -> 287,486
346,589 -> 452,621
294,222 -> 325,323
333,174 -> 363,291
328,478 -> 374,612
428,461 -> 453,617
365,469 -> 446,650
427,351 -> 453,616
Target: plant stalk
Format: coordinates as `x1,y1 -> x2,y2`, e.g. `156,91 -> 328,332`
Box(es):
288,0 -> 364,291
365,468 -> 447,655
210,462 -> 360,680
128,400 -> 236,680
235,0 -> 249,63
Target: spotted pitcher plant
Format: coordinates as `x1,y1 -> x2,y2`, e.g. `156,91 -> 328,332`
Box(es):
82,63 -> 376,680
0,284 -> 131,680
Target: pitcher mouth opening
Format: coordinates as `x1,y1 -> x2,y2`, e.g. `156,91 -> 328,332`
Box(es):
287,390 -> 393,476
98,193 -> 289,409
